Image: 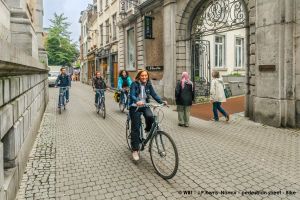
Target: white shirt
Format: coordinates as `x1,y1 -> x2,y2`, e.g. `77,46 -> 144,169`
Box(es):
210,78 -> 226,102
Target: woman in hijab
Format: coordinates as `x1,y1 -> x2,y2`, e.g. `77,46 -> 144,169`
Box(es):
175,72 -> 195,127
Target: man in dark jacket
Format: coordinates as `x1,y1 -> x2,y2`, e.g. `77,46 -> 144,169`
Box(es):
92,71 -> 107,106
55,67 -> 71,104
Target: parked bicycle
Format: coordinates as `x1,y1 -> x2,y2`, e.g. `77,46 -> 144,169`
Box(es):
95,89 -> 106,119
126,103 -> 179,179
58,87 -> 68,114
119,87 -> 130,112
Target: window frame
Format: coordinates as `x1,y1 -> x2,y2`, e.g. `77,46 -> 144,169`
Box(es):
235,36 -> 245,68
214,35 -> 226,68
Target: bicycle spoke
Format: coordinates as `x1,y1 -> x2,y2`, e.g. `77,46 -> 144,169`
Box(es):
150,131 -> 178,179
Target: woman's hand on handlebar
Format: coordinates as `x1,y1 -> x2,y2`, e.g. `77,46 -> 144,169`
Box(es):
136,101 -> 145,106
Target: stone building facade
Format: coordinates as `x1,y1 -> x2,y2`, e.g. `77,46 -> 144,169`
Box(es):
79,0 -> 120,87
117,0 -> 300,128
0,0 -> 48,199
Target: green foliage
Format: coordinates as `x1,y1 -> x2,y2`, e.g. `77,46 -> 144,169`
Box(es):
45,13 -> 79,67
230,72 -> 242,77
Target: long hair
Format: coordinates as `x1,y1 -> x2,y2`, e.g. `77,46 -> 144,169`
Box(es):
135,70 -> 150,81
119,70 -> 129,77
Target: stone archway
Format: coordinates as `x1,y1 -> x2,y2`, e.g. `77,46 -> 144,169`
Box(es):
175,0 -> 254,117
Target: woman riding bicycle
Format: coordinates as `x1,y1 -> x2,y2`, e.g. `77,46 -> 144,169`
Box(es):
129,70 -> 167,161
118,70 -> 132,104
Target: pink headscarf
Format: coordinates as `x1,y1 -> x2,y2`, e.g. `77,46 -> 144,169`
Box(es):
181,72 -> 192,89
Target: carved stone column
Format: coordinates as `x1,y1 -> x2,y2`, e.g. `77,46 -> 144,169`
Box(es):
162,0 -> 177,102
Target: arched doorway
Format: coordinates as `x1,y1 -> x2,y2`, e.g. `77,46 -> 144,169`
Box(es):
190,0 -> 248,99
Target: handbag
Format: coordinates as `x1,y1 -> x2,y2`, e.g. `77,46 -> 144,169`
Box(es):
224,88 -> 230,98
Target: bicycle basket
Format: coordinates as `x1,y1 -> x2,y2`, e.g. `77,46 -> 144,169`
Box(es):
114,91 -> 120,102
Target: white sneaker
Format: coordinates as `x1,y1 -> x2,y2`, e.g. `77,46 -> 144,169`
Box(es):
132,151 -> 139,161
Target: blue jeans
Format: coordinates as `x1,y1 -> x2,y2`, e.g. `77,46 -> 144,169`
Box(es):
213,102 -> 228,121
129,107 -> 154,151
120,90 -> 128,105
58,87 -> 69,106
95,90 -> 105,104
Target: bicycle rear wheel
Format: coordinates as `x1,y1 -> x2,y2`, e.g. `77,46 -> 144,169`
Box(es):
149,131 -> 179,179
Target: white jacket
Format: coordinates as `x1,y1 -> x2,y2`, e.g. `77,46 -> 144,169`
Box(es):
210,78 -> 226,102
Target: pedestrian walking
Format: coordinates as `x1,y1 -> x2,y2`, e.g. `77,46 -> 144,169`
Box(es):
210,71 -> 230,122
175,72 -> 195,127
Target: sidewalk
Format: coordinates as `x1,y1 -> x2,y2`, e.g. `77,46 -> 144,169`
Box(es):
17,82 -> 300,200
191,96 -> 245,120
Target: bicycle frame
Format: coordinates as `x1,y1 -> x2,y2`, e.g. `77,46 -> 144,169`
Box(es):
120,89 -> 130,110
96,89 -> 105,105
135,104 -> 165,150
58,87 -> 68,107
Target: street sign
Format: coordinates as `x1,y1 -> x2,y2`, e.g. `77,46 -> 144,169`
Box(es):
146,66 -> 163,71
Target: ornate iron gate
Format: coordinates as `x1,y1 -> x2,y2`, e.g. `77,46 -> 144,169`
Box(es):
191,39 -> 211,97
191,0 -> 247,98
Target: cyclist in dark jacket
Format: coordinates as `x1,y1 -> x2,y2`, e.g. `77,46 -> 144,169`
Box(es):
55,67 -> 71,103
129,70 -> 167,161
92,71 -> 106,105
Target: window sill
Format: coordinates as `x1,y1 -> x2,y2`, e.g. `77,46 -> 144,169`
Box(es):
212,67 -> 228,71
233,67 -> 246,71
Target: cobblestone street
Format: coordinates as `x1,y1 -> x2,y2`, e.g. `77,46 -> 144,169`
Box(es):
17,82 -> 300,200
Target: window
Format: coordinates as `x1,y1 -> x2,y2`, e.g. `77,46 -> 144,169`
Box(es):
215,35 -> 225,67
112,14 -> 117,41
105,20 -> 109,44
127,28 -> 135,71
235,37 -> 245,68
100,24 -> 103,46
125,0 -> 134,11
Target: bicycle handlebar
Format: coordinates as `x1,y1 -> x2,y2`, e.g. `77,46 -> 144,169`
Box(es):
58,86 -> 69,89
134,103 -> 168,112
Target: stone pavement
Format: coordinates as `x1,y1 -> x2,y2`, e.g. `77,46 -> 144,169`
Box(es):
17,82 -> 300,200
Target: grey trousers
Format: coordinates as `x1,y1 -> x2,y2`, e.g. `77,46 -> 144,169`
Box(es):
177,105 -> 191,125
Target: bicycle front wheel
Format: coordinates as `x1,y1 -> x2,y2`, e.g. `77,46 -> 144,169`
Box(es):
149,131 -> 179,179
102,101 -> 106,119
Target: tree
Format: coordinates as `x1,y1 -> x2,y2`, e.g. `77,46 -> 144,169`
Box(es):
45,13 -> 79,66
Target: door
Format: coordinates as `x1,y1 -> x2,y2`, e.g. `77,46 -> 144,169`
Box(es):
192,39 -> 211,97
113,63 -> 118,88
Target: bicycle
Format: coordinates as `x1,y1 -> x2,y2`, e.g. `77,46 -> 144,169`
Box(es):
126,103 -> 179,179
58,87 -> 68,114
119,88 -> 130,112
95,89 -> 106,119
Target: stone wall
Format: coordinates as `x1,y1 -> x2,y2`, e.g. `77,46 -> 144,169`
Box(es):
0,40 -> 48,200
0,0 -> 48,199
296,0 -> 300,127
253,0 -> 297,127
0,0 -> 11,43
